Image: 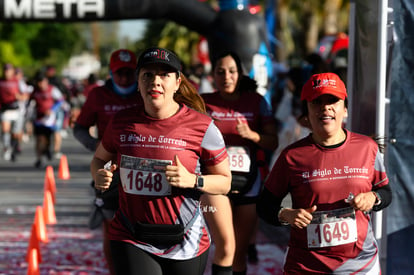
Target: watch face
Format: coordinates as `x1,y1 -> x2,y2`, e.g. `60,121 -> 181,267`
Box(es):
197,176 -> 204,188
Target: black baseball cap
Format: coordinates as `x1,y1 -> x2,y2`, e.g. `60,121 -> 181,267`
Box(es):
137,47 -> 181,72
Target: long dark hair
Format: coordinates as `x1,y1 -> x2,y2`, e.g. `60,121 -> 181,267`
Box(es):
212,51 -> 257,94
212,51 -> 243,75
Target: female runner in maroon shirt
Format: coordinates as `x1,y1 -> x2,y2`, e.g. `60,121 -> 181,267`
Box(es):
257,73 -> 392,274
91,47 -> 231,275
201,51 -> 279,275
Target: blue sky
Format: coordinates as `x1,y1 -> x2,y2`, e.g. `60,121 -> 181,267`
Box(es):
119,19 -> 148,41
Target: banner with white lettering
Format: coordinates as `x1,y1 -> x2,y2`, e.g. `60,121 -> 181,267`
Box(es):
0,0 -> 273,100
0,0 -> 214,27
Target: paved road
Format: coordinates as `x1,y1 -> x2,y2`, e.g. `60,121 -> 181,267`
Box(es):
0,130 -> 289,274
0,131 -> 106,274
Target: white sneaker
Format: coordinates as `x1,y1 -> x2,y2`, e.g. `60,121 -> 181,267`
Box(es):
53,152 -> 63,159
3,149 -> 12,161
60,129 -> 68,138
22,134 -> 30,143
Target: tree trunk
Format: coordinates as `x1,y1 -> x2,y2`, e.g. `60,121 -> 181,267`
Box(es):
304,7 -> 319,55
275,0 -> 292,61
323,0 -> 342,35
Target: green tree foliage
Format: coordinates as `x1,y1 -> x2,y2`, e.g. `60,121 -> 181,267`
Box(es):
0,41 -> 19,65
158,22 -> 200,67
132,20 -> 201,70
275,0 -> 349,61
96,21 -> 126,73
0,22 -> 84,76
133,20 -> 168,59
30,24 -> 80,59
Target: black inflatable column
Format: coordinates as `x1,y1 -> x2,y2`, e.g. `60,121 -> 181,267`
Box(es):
207,0 -> 274,103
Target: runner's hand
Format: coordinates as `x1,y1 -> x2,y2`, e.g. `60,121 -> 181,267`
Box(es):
236,118 -> 258,141
281,206 -> 317,229
165,155 -> 196,189
348,192 -> 377,212
95,164 -> 117,192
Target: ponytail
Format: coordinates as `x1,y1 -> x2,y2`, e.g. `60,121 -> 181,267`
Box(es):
174,74 -> 207,114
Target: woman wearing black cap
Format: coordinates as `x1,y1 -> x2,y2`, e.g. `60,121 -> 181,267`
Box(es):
91,47 -> 231,275
257,72 -> 392,274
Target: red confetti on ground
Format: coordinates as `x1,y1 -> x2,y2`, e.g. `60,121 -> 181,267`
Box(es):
1,209 -> 285,275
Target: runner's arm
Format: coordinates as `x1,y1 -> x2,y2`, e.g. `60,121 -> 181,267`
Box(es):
257,187 -> 284,226
372,184 -> 392,211
73,122 -> 99,152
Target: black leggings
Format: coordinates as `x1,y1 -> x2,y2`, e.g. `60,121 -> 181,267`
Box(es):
110,240 -> 209,275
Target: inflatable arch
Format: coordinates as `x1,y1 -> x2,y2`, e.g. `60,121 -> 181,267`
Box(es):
1,0 -> 274,99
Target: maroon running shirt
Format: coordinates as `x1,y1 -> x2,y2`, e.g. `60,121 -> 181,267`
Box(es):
202,91 -> 275,195
101,104 -> 228,260
76,83 -> 143,139
0,78 -> 19,105
265,129 -> 389,274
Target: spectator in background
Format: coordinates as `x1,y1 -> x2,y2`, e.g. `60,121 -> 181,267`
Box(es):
0,63 -> 21,161
82,73 -> 101,99
61,77 -> 83,129
45,65 -> 70,159
29,71 -> 65,168
14,67 -> 34,152
305,53 -> 329,75
331,56 -> 348,85
188,63 -> 214,95
70,73 -> 102,128
269,64 -> 312,167
45,65 -> 70,100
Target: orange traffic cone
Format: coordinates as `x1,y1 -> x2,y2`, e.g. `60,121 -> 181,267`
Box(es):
43,190 -> 57,225
44,166 -> 56,204
26,248 -> 40,275
26,223 -> 42,263
58,154 -> 70,180
34,206 -> 48,243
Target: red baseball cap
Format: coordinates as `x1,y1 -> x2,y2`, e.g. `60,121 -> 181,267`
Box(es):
301,73 -> 347,101
109,49 -> 137,73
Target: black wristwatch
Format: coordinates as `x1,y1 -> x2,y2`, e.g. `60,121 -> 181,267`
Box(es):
373,191 -> 382,206
195,175 -> 204,190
